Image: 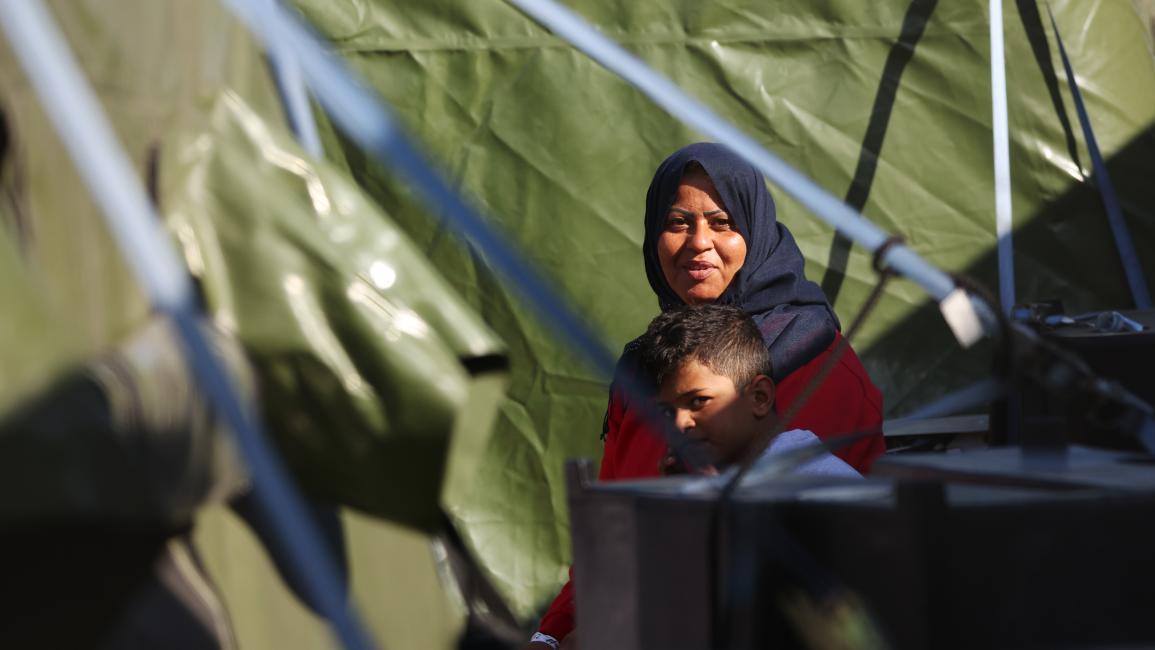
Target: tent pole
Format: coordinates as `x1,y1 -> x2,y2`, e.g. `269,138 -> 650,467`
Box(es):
265,0 -> 323,157
990,0 -> 1016,314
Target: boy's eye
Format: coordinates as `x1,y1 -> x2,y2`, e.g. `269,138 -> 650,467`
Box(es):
690,396 -> 710,409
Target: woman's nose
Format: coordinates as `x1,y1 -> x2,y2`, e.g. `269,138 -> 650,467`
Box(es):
687,219 -> 713,251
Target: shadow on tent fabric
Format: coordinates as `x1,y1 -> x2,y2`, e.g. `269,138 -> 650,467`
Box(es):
820,0 -> 941,304
863,122 -> 1155,417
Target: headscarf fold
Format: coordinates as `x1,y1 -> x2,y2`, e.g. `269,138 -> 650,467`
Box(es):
640,142 -> 839,380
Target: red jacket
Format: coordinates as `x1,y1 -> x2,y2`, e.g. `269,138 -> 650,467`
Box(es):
535,332 -> 884,641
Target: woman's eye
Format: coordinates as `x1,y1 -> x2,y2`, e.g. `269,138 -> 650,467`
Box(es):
710,217 -> 734,230
665,215 -> 689,231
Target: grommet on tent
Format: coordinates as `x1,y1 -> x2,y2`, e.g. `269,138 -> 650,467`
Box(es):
871,234 -> 906,277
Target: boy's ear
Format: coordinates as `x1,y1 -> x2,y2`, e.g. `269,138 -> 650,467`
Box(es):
747,375 -> 775,417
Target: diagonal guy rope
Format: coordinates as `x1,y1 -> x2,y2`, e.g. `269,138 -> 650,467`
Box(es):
1046,3 -> 1152,309
218,0 -> 720,472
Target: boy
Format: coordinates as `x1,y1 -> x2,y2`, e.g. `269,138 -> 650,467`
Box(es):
524,305 -> 858,650
638,304 -> 860,478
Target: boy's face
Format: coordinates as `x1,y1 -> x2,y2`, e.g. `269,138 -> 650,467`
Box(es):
657,359 -> 775,467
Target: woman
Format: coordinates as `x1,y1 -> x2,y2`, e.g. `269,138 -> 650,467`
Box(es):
527,143 -> 884,649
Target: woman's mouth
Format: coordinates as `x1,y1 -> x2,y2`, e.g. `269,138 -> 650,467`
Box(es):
684,262 -> 716,281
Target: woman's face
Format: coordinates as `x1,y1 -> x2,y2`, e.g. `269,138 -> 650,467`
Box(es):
657,169 -> 747,304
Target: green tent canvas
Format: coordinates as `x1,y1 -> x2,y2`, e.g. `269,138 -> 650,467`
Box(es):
2,0 -> 1154,646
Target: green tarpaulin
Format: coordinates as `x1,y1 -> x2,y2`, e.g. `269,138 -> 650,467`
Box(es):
303,0 -> 1155,619
2,0 -> 1155,647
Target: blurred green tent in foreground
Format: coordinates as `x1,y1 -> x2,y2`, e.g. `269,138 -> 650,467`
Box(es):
1,0 -> 1154,648
1,1 -> 503,647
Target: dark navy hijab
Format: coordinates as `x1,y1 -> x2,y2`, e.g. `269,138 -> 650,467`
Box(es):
639,142 -> 839,381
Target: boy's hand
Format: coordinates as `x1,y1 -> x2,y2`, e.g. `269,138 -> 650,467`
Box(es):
659,452 -> 685,475
659,453 -> 718,476
522,632 -> 576,650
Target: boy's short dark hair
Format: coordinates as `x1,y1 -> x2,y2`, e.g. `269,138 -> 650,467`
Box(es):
638,304 -> 772,391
